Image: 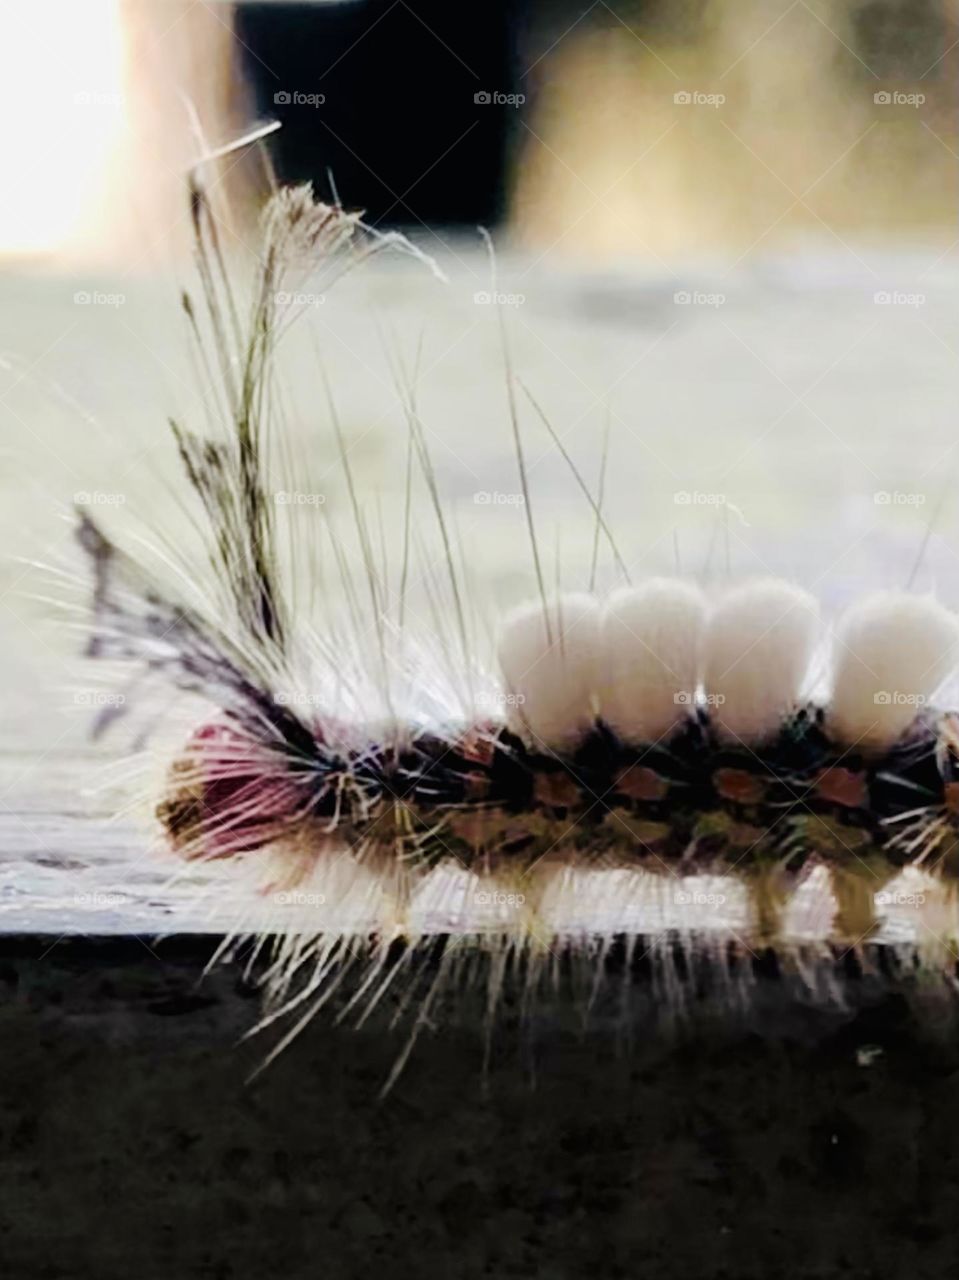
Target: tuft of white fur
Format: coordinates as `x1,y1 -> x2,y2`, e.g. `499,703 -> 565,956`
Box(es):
598,579 -> 707,743
496,592 -> 601,750
830,592 -> 959,750
704,579 -> 818,743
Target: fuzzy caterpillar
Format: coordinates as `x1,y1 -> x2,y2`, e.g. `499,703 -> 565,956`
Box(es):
73,168 -> 959,1085
145,577 -> 959,946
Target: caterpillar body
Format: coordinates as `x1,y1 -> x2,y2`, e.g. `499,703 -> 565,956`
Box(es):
73,171 -> 959,1085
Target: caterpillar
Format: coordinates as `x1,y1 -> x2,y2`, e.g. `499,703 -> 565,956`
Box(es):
73,163 -> 959,1088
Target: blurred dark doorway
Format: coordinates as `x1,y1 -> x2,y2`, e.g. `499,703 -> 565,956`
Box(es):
236,0 -> 524,228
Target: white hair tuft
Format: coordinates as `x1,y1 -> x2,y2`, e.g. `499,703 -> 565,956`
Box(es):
704,579 -> 818,744
496,592 -> 601,750
598,579 -> 707,744
830,592 -> 959,750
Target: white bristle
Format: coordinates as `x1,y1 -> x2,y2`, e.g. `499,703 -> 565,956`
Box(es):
598,579 -> 707,744
830,592 -> 959,750
704,579 -> 818,744
496,592 -> 601,750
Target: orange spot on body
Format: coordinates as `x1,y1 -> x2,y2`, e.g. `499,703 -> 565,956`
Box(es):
615,765 -> 670,802
533,770 -> 581,810
713,767 -> 767,806
816,767 -> 868,809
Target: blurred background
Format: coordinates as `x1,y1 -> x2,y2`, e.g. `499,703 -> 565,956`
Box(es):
1,1 -> 957,258
1,0 -> 959,927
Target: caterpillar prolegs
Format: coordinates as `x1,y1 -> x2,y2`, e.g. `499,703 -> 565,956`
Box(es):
75,174 -> 959,1081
